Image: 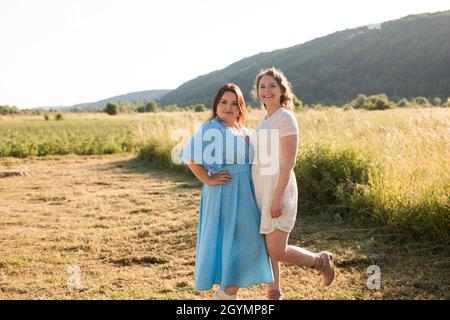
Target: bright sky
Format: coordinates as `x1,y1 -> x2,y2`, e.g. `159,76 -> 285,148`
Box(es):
1,0 -> 449,108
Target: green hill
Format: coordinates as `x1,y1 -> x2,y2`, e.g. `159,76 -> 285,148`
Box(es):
160,11 -> 450,107
40,89 -> 171,112
69,89 -> 172,111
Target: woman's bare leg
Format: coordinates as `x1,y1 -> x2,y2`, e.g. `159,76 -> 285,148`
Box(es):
265,229 -> 316,266
265,229 -> 335,288
266,258 -> 280,291
266,258 -> 282,300
224,286 -> 239,295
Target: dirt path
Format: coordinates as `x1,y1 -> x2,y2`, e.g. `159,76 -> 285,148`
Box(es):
0,154 -> 448,299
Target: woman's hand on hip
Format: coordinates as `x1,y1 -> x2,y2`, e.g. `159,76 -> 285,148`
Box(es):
206,170 -> 232,186
270,196 -> 282,218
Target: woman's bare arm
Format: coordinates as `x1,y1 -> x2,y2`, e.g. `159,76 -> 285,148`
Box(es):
186,160 -> 232,186
270,134 -> 298,218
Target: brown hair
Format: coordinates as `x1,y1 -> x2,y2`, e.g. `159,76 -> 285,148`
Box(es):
251,67 -> 295,111
209,83 -> 247,124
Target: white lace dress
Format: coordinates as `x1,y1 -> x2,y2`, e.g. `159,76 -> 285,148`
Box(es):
250,107 -> 299,234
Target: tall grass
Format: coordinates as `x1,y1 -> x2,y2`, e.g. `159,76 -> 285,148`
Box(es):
135,108 -> 450,241
294,108 -> 449,240
1,109 -> 449,240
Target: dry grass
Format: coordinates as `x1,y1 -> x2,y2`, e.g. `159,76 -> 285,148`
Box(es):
0,154 -> 448,299
296,108 -> 450,195
136,108 -> 449,240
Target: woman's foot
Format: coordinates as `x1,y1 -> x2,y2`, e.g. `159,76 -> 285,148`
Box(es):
267,289 -> 283,300
212,289 -> 237,300
314,251 -> 335,286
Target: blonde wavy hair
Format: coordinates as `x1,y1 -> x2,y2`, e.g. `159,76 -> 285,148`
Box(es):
251,67 -> 295,111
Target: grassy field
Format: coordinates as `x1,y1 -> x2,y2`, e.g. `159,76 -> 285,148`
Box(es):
1,109 -> 449,240
0,114 -> 140,157
0,154 -> 448,299
137,108 -> 450,241
0,112 -> 211,157
0,109 -> 449,299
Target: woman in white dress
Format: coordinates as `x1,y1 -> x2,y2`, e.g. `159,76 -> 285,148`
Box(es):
250,68 -> 335,300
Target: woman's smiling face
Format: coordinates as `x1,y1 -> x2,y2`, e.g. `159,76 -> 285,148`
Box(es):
217,91 -> 239,125
258,75 -> 282,107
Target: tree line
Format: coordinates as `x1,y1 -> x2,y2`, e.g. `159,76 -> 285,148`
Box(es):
1,94 -> 448,118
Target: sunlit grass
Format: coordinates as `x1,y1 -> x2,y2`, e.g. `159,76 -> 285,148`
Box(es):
1,154 -> 448,299
1,108 -> 449,240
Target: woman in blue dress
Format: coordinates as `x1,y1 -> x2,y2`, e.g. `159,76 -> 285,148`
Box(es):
180,83 -> 273,299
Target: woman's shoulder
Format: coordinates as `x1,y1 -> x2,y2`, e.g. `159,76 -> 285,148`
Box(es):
202,117 -> 224,131
277,108 -> 298,123
276,108 -> 299,134
278,107 -> 296,119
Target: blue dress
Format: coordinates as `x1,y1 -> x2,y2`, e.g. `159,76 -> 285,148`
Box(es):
180,117 -> 274,290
